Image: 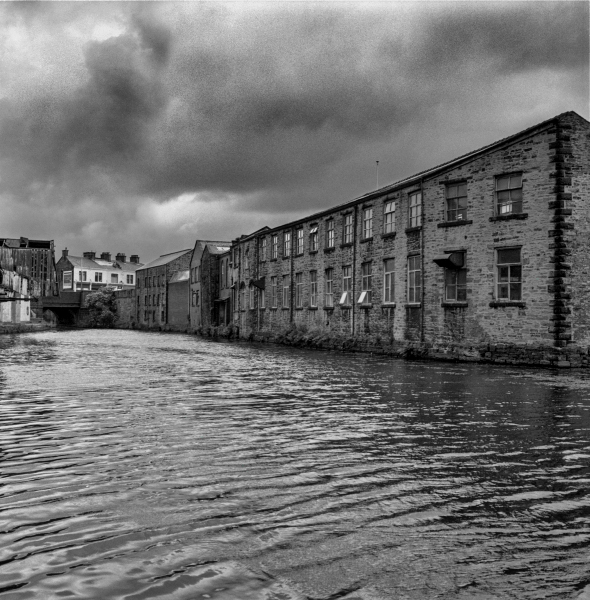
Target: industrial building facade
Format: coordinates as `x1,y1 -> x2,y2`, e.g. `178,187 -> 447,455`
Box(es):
223,111 -> 590,362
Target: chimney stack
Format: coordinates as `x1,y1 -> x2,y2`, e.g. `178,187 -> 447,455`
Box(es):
62,247 -> 68,258
83,251 -> 96,260
130,255 -> 140,264
101,252 -> 111,261
116,253 -> 126,263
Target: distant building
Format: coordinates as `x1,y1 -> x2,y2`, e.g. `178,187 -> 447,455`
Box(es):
56,250 -> 143,292
136,249 -> 193,330
200,245 -> 233,329
0,237 -> 56,323
188,240 -> 231,330
168,269 -> 190,330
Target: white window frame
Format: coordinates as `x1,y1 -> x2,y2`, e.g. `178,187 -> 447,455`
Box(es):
360,262 -> 372,304
296,229 -> 304,255
310,226 -> 318,252
341,265 -> 352,305
295,273 -> 303,307
407,255 -> 421,303
271,276 -> 277,308
409,191 -> 422,228
326,219 -> 335,248
495,174 -> 523,216
283,231 -> 291,257
271,235 -> 278,260
260,237 -> 267,262
383,258 -> 395,304
259,286 -> 265,309
496,247 -> 522,301
282,275 -> 290,307
384,200 -> 396,234
325,268 -> 333,307
362,207 -> 373,239
446,183 -> 468,222
310,271 -> 317,307
343,214 -> 353,244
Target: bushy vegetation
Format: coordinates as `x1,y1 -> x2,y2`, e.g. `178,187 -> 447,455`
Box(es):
84,287 -> 118,328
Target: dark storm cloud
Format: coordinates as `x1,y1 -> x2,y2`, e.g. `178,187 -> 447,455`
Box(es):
0,1 -> 588,258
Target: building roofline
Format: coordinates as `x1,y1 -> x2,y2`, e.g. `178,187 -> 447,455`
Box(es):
245,110 -> 586,238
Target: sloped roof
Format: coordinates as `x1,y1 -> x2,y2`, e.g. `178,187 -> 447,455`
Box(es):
65,255 -> 144,272
139,249 -> 192,270
206,244 -> 231,255
169,269 -> 190,284
259,110 -> 587,235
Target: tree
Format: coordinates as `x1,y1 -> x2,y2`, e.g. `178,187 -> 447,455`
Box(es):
84,286 -> 118,328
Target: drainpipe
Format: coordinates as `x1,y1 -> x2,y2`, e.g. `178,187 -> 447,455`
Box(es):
289,228 -> 294,325
420,177 -> 425,343
352,204 -> 358,336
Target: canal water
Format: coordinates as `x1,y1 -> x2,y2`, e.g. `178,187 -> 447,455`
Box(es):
1,330 -> 589,600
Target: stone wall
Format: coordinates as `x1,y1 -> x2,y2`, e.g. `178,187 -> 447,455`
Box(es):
114,289 -> 137,328
224,112 -> 590,367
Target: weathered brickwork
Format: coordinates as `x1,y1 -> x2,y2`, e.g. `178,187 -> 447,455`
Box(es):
136,250 -> 192,330
219,112 -> 590,366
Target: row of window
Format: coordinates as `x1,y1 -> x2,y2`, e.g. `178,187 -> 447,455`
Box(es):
140,274 -> 163,288
142,310 -> 165,321
64,271 -> 133,285
239,247 -> 522,309
256,173 -> 523,261
143,294 -> 162,307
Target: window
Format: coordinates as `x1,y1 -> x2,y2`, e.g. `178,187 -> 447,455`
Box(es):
282,275 -> 290,307
260,237 -> 267,262
271,235 -> 278,259
383,259 -> 395,303
384,200 -> 396,234
296,229 -> 304,255
80,270 -> 87,281
310,271 -> 317,307
445,254 -> 467,302
360,262 -> 372,304
325,268 -> 334,307
249,284 -> 255,309
310,226 -> 318,252
111,274 -> 118,284
446,183 -> 467,221
127,274 -> 133,284
496,174 -> 523,215
362,207 -> 373,239
259,287 -> 265,309
95,272 -> 103,283
195,290 -> 199,306
343,214 -> 353,244
326,219 -> 335,248
192,292 -> 196,307
496,248 -> 522,300
271,276 -> 277,308
409,192 -> 422,228
283,231 -> 291,257
63,271 -> 72,289
157,294 -> 160,305
407,255 -> 421,303
295,273 -> 303,307
340,266 -> 352,305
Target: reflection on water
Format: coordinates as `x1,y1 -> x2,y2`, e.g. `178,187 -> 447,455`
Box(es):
1,330 -> 590,599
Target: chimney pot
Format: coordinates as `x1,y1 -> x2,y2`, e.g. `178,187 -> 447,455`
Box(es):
130,254 -> 140,264
83,251 -> 96,260
101,252 -> 111,261
116,253 -> 126,263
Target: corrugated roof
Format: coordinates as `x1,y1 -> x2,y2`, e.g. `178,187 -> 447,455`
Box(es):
169,269 -> 190,284
139,249 -> 192,270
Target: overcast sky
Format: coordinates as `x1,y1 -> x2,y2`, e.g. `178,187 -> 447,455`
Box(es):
0,1 -> 588,263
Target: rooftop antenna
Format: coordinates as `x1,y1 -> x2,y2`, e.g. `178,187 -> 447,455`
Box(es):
376,160 -> 380,189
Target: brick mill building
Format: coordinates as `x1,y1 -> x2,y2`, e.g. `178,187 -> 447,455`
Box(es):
223,111 -> 590,365
136,249 -> 192,330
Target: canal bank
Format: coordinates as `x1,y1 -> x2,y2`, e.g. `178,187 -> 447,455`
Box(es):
196,322 -> 590,368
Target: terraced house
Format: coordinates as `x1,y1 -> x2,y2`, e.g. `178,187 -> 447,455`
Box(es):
228,111 -> 590,365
